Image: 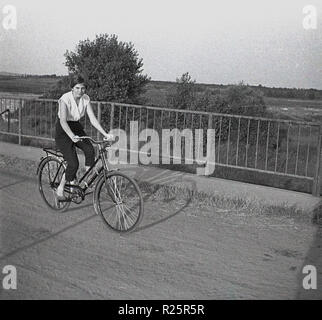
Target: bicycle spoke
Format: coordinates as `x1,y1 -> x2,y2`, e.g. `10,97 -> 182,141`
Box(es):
112,177 -> 122,200
115,204 -> 123,230
118,203 -> 131,230
122,201 -> 138,218
122,203 -> 136,226
96,172 -> 143,232
109,179 -> 119,200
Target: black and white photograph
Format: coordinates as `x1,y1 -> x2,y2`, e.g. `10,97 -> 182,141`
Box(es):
0,0 -> 321,306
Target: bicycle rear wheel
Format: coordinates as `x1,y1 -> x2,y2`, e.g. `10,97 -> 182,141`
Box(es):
38,156 -> 70,212
94,171 -> 144,233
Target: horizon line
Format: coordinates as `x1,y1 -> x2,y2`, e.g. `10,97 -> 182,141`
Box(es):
0,70 -> 321,92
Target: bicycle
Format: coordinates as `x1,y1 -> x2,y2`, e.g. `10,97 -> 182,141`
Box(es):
37,136 -> 144,233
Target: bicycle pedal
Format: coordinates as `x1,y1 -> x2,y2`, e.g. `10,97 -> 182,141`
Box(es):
71,197 -> 83,204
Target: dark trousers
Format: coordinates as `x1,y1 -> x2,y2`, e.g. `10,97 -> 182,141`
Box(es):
55,121 -> 95,181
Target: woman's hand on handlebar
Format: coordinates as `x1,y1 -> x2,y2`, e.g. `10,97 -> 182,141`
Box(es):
103,133 -> 114,141
71,135 -> 82,143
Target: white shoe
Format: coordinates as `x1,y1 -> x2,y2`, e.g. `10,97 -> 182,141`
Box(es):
55,188 -> 66,200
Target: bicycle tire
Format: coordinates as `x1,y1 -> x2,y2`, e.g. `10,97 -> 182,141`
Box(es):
38,156 -> 71,212
93,171 -> 144,233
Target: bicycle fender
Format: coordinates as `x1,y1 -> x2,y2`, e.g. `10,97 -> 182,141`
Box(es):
36,156 -> 64,175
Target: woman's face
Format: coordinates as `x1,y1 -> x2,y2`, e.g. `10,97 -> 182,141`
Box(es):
72,83 -> 86,98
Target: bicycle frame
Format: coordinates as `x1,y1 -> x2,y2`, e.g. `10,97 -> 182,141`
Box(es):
78,143 -> 111,192
38,139 -> 113,202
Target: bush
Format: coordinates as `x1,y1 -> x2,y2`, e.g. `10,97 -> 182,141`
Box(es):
165,75 -> 269,145
44,34 -> 150,104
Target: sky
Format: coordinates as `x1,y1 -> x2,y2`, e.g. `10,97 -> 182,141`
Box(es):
0,0 -> 321,89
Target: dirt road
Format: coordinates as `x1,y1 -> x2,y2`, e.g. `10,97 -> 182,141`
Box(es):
0,169 -> 321,299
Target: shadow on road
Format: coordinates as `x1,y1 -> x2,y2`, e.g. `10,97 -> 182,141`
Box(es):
67,202 -> 93,213
116,166 -> 198,234
132,186 -> 193,234
0,214 -> 97,262
0,179 -> 28,190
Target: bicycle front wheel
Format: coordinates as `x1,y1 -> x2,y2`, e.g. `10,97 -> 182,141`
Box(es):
94,171 -> 144,233
38,156 -> 70,212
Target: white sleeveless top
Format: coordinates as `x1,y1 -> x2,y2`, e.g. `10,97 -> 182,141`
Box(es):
57,91 -> 90,121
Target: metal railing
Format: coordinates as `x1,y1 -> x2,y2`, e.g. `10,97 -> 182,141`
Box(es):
0,96 -> 321,196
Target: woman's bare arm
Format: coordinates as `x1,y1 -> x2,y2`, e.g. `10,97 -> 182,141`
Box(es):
86,103 -> 113,138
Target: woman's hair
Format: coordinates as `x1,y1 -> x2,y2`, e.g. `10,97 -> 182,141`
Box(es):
69,74 -> 86,89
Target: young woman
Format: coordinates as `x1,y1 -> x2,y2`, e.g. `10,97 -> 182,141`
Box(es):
55,75 -> 113,199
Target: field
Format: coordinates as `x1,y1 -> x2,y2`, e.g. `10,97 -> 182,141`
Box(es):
0,91 -> 41,99
1,75 -> 322,116
264,97 -> 322,123
264,97 -> 322,109
0,76 -> 58,95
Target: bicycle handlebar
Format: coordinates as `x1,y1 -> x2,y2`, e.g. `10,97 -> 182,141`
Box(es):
77,136 -> 113,145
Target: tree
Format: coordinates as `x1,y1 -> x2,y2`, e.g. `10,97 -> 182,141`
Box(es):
166,72 -> 197,110
45,34 -> 150,103
222,81 -> 266,116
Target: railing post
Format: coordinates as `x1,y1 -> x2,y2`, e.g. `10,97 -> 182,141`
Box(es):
208,114 -> 214,156
18,99 -> 22,145
312,126 -> 322,196
208,114 -> 213,130
110,103 -> 115,132
97,102 -> 101,141
7,109 -> 10,132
